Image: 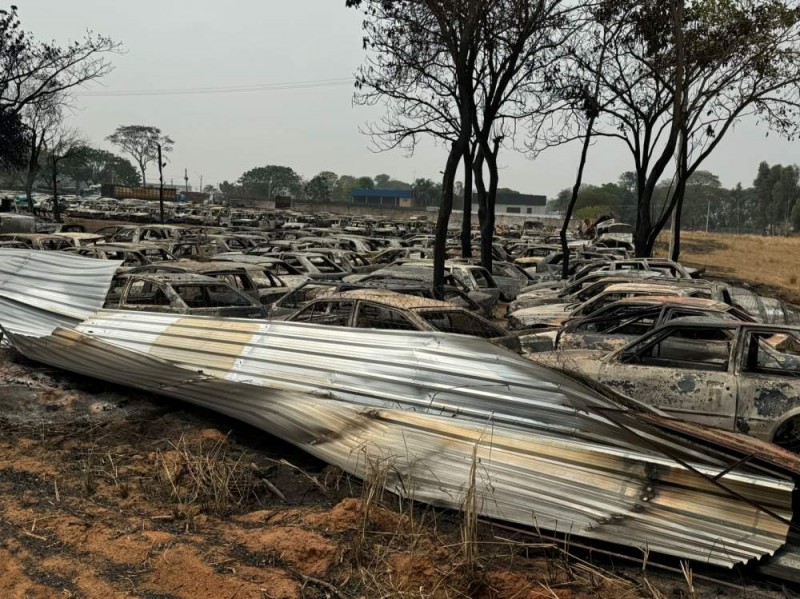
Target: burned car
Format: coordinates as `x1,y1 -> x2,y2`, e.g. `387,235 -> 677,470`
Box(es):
533,318 -> 800,450
510,272 -> 665,313
508,282 -> 708,329
63,243 -> 176,266
104,273 -> 266,318
346,261 -> 502,315
128,260 -> 290,306
269,252 -> 348,280
519,296 -> 755,353
285,289 -> 509,341
0,233 -> 73,251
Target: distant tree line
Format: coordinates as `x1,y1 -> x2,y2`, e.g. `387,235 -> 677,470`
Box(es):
549,162 -> 800,235
220,165 -> 527,207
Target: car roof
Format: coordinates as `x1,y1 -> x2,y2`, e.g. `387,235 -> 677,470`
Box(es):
100,242 -> 169,251
122,272 -> 221,284
602,282 -> 696,293
323,289 -> 459,310
663,317 -> 800,332
0,233 -> 66,240
57,232 -> 104,239
612,296 -> 729,310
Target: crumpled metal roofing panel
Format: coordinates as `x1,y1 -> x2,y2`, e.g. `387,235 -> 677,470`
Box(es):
0,249 -> 120,336
0,249 -> 794,567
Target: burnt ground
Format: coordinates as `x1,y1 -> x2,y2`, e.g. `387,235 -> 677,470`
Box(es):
0,347 -> 794,599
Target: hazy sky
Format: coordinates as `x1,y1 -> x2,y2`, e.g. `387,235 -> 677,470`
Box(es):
20,0 -> 799,198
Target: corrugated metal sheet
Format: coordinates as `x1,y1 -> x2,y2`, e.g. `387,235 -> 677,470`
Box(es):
0,249 -> 120,336
0,250 -> 795,568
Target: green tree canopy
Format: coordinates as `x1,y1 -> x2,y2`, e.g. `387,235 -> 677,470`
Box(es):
550,184 -> 622,216
106,125 -> 173,186
238,165 -> 302,197
355,176 -> 374,190
61,146 -> 140,187
305,171 -> 339,201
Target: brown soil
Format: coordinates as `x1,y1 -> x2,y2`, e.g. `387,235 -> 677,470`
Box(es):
0,347 -> 786,598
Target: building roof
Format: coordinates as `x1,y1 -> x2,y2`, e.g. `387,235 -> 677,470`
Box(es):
351,188 -> 414,198
496,193 -> 547,206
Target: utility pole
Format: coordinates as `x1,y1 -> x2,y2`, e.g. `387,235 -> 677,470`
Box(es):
157,143 -> 165,224
184,168 -> 189,193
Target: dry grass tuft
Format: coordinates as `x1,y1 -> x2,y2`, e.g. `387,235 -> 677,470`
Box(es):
153,433 -> 260,518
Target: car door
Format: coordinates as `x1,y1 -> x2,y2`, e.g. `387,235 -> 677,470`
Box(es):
288,300 -> 355,327
735,328 -> 800,441
598,324 -> 737,430
558,306 -> 660,351
353,302 -> 420,331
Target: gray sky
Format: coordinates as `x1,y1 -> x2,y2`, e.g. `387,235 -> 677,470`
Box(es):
21,0 -> 799,198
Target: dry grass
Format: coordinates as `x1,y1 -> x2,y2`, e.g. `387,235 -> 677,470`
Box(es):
656,231 -> 800,304
153,433 -> 261,519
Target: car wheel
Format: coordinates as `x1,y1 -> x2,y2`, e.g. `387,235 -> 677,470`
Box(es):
773,417 -> 800,453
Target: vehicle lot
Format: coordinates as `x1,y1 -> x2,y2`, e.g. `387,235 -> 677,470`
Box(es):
1,208 -> 800,595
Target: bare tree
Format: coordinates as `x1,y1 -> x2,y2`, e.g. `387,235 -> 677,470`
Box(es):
106,125 -> 174,186
349,0 -> 487,295
17,99 -> 61,212
468,0 -> 575,273
46,127 -> 86,222
663,0 -> 800,259
0,6 -> 119,116
554,9 -> 629,278
577,0 -> 800,257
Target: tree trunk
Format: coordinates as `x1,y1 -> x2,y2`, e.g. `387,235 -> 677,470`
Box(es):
481,146 -> 499,273
669,127 -> 689,262
562,116 -> 596,279
669,181 -> 686,262
460,144 -> 474,259
473,147 -> 487,263
634,0 -> 685,258
25,170 -> 36,214
52,160 -> 61,223
25,133 -> 43,214
434,140 -> 466,297
158,144 -> 165,224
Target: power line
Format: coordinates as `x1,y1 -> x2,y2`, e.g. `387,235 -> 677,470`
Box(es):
76,77 -> 354,97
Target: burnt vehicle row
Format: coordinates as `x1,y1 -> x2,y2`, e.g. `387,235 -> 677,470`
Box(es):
6,213 -> 800,580
12,211 -> 800,458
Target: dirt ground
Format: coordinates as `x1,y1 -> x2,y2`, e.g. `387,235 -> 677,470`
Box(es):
655,231 -> 800,306
0,347 -> 793,599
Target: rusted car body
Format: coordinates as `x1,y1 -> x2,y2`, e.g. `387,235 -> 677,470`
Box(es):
508,282 -> 708,329
268,252 -> 348,280
519,296 -> 755,353
0,233 -> 73,251
63,242 -> 175,266
346,261 -> 502,315
532,318 -> 800,450
128,260 -> 289,306
285,289 -> 509,340
104,272 -> 266,318
510,273 -> 666,313
104,225 -> 185,245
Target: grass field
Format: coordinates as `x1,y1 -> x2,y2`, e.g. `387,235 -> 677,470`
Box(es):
656,231 -> 800,305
